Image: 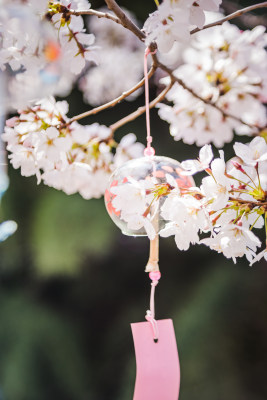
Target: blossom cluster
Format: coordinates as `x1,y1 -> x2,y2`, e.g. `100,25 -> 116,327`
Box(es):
106,137 -> 267,265
0,0 -> 97,109
143,0 -> 222,53
158,22 -> 267,146
2,97 -> 144,199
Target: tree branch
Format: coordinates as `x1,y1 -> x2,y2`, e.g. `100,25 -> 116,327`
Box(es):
62,0 -> 267,134
229,197 -> 267,208
104,0 -> 146,42
222,0 -> 267,28
191,2 -> 267,34
110,81 -> 175,133
62,65 -> 157,127
67,9 -> 121,25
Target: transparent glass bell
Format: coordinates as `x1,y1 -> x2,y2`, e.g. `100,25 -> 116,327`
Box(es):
105,156 -> 195,237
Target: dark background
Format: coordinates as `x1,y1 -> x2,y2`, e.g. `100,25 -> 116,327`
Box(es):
0,1 -> 267,399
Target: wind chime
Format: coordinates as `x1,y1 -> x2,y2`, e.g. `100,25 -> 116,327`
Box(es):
105,48 -> 194,400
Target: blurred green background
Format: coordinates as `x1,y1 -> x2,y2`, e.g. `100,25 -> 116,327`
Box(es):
0,1 -> 267,399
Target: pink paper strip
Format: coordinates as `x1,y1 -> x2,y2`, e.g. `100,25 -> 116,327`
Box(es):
131,319 -> 180,400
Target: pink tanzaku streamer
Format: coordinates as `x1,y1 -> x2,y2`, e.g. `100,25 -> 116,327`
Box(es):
131,319 -> 180,400
144,47 -> 156,157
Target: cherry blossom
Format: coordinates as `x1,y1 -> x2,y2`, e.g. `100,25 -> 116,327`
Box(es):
201,158 -> 231,211
180,144 -> 213,174
201,224 -> 261,264
1,0 -> 267,267
110,177 -> 156,238
112,138 -> 267,265
111,178 -> 154,216
49,3 -> 97,75
190,0 -> 222,28
143,0 -> 222,53
0,0 -> 97,109
2,97 -> 144,199
157,86 -> 235,147
234,137 -> 267,166
250,247 -> 267,266
158,21 -> 267,146
160,195 -> 208,250
143,1 -> 192,53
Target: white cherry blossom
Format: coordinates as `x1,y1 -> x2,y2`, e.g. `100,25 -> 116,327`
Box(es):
250,248 -> 267,266
143,1 -> 193,53
124,214 -> 156,240
201,157 -> 231,211
114,134 -> 145,167
111,178 -> 154,215
201,224 -> 261,264
158,20 -> 267,146
143,0 -> 222,52
160,221 -> 199,251
1,0 -> 267,267
190,0 -> 222,28
234,137 -> 267,166
2,97 -> 144,199
0,0 -> 97,109
180,144 -> 213,174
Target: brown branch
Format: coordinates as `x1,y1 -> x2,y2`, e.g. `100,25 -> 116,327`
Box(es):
61,65 -> 157,127
222,0 -> 267,28
104,0 -> 146,42
67,8 -> 121,25
110,81 -> 175,132
191,2 -> 267,34
61,0 -> 266,134
229,197 -> 267,207
102,0 -> 267,131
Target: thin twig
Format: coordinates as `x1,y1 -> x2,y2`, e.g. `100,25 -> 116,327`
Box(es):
62,65 -> 157,127
67,8 -> 121,25
110,81 -> 175,132
222,0 -> 267,28
191,2 -> 267,34
229,197 -> 267,207
105,0 -> 146,42
63,0 -> 267,133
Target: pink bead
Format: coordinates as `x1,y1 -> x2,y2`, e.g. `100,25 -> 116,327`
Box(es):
149,271 -> 161,281
144,147 -> 155,157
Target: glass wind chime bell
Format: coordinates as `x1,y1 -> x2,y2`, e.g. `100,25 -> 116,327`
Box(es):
105,155 -> 193,237
104,48 -> 194,400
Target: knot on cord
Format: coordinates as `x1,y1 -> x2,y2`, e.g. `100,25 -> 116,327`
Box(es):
145,311 -> 159,343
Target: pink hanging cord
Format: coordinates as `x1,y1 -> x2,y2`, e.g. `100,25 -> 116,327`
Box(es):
144,47 -> 156,158
143,47 -> 160,341
145,271 -> 161,342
